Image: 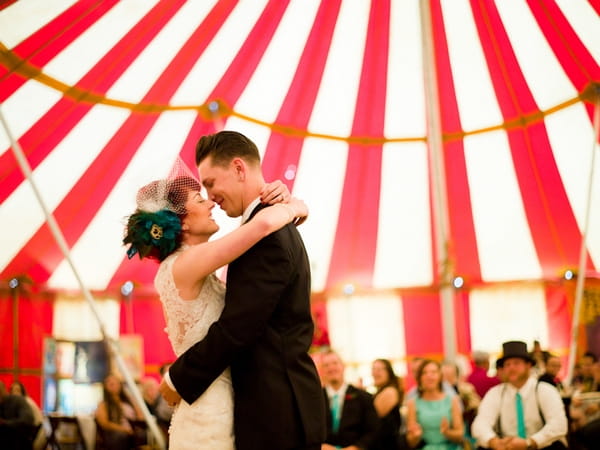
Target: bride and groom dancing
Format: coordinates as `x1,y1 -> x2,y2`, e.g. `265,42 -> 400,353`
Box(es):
124,130 -> 326,449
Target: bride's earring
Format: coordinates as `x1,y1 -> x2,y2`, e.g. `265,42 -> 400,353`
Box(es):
182,223 -> 190,231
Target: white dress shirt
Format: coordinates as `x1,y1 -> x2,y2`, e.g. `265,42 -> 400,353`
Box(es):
471,376 -> 567,448
242,197 -> 262,223
326,383 -> 349,415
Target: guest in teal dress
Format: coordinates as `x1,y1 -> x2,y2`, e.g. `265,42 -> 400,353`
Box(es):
405,360 -> 464,450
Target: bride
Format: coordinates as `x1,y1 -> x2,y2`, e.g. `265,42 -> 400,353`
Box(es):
123,163 -> 306,449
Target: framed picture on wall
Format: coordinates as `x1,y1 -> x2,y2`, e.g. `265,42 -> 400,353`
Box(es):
113,334 -> 144,382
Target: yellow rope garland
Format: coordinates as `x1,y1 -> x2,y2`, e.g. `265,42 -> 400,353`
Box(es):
2,43 -> 596,146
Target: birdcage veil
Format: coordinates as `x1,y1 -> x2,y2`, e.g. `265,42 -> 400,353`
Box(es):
123,157 -> 201,261
135,157 -> 201,215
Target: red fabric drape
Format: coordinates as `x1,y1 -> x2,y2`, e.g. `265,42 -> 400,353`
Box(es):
0,292 -> 53,405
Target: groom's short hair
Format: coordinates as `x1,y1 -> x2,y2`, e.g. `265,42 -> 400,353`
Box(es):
195,130 -> 261,168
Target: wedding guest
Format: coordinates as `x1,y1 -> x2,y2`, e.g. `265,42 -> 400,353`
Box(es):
320,350 -> 379,450
0,380 -> 35,450
569,359 -> 600,449
441,360 -> 480,444
529,340 -> 550,376
406,360 -> 464,449
139,376 -> 171,437
95,374 -> 145,450
369,358 -> 404,450
538,354 -> 565,392
571,352 -> 597,394
467,351 -> 500,398
9,381 -> 45,449
406,358 -> 457,403
472,341 -> 568,449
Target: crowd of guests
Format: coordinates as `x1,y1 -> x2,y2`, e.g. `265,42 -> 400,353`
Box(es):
2,345 -> 599,450
318,342 -> 600,450
0,362 -> 175,450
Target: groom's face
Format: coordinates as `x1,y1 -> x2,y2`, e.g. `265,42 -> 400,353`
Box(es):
198,156 -> 244,218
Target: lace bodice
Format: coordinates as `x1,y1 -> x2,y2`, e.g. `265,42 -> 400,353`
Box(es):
154,249 -> 226,356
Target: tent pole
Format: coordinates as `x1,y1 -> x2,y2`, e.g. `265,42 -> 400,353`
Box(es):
565,90 -> 600,386
419,0 -> 457,361
0,105 -> 166,450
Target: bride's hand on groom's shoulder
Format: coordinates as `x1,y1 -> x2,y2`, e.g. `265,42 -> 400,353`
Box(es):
260,180 -> 290,205
159,377 -> 181,407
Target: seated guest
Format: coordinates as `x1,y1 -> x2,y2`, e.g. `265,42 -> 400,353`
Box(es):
406,358 -> 458,404
494,358 -> 506,383
320,350 -> 379,450
95,373 -> 144,450
571,352 -> 597,394
467,351 -> 500,399
569,359 -> 600,449
472,341 -> 568,449
529,340 -> 551,377
406,360 -> 464,449
0,380 -> 35,450
441,360 -> 480,443
9,381 -> 45,450
538,354 -> 565,392
139,376 -> 172,436
369,358 -> 404,450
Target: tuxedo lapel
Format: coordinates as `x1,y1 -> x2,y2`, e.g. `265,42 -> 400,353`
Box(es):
338,385 -> 356,429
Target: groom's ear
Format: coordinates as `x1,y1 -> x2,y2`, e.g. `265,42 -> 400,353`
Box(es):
232,157 -> 246,181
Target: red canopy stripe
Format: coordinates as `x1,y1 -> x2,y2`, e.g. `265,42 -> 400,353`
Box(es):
529,0 -> 600,125
545,284 -> 573,354
453,290 -> 473,354
208,0 -> 289,105
325,0 -> 389,290
108,0 -> 290,291
0,0 -> 118,102
431,0 -> 481,284
0,0 -> 187,204
261,0 -> 342,185
474,0 -> 590,278
530,0 -> 600,87
4,0 -> 233,284
402,292 -> 444,358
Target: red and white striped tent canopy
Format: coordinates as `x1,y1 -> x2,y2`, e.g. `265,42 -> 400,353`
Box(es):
1,0 -> 599,374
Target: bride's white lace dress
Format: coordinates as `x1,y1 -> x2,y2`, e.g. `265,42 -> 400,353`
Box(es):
155,249 -> 234,449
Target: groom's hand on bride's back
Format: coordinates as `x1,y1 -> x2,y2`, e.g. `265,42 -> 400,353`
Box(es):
159,377 -> 181,407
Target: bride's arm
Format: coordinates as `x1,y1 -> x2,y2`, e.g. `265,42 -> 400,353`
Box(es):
173,198 -> 307,293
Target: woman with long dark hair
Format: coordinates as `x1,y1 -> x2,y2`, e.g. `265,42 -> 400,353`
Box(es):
95,374 -> 144,449
369,358 -> 404,449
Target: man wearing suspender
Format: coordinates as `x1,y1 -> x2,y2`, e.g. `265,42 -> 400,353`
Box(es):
471,341 -> 568,450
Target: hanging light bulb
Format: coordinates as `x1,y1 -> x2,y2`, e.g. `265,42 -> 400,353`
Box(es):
453,276 -> 464,288
121,281 -> 134,296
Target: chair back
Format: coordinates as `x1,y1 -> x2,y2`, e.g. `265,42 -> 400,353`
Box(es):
47,415 -> 86,449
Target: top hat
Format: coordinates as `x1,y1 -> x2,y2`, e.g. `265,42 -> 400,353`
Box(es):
496,340 -> 536,367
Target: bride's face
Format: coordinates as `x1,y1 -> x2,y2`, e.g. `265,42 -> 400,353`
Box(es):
182,190 -> 219,237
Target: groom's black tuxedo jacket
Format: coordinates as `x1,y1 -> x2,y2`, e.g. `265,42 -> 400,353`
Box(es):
169,203 -> 326,449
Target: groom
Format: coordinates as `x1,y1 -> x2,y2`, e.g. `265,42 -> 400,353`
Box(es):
159,130 -> 326,449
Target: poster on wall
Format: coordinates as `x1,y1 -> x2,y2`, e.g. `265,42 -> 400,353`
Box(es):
42,337 -> 110,415
113,334 -> 144,382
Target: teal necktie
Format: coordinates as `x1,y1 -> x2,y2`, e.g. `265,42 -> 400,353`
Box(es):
331,393 -> 341,433
515,392 -> 526,438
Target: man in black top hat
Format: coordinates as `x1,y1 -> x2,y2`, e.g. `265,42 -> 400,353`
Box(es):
471,341 -> 568,449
